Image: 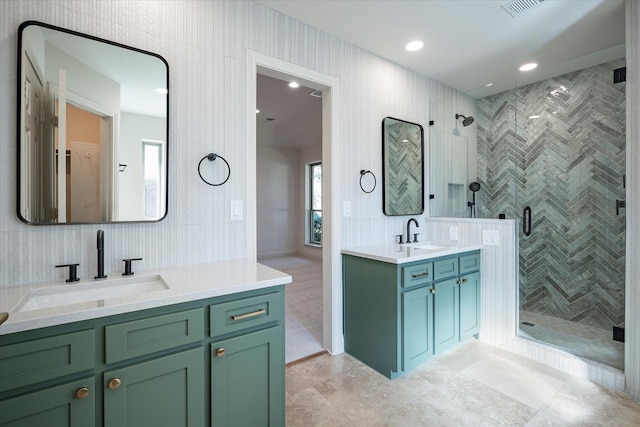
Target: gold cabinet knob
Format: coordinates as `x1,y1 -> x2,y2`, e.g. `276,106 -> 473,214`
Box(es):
430,288 -> 435,294
216,348 -> 225,357
457,280 -> 462,285
75,387 -> 90,400
108,378 -> 122,390
462,278 -> 468,283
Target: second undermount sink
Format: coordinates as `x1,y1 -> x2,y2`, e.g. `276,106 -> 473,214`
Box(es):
402,242 -> 453,251
12,274 -> 169,313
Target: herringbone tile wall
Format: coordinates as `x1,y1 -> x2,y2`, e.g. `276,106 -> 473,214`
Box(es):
477,59 -> 626,330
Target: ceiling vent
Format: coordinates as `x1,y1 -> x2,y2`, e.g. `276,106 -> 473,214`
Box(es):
501,0 -> 545,17
308,89 -> 322,98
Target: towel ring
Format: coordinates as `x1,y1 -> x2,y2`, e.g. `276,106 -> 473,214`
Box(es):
198,153 -> 230,186
359,170 -> 376,193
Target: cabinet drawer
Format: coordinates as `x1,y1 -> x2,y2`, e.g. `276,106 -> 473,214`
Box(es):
210,292 -> 282,338
0,329 -> 94,393
459,253 -> 480,275
433,258 -> 459,281
105,308 -> 204,364
401,262 -> 433,288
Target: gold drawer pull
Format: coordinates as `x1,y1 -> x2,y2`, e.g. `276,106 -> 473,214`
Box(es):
216,348 -> 225,357
75,387 -> 90,400
231,308 -> 266,321
108,378 -> 122,390
411,272 -> 429,279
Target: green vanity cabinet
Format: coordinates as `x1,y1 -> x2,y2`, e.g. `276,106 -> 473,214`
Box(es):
0,285 -> 285,427
343,251 -> 480,378
0,377 -> 95,426
211,326 -> 284,427
104,348 -> 204,427
209,288 -> 285,427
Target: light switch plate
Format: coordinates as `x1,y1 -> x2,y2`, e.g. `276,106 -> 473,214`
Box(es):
482,229 -> 500,245
449,226 -> 459,241
230,200 -> 243,221
343,201 -> 352,217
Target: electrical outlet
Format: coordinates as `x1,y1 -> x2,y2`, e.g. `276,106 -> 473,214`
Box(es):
449,226 -> 459,241
482,229 -> 500,245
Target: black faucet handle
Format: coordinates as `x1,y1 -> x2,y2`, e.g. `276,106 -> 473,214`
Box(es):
413,233 -> 420,243
396,234 -> 404,244
56,263 -> 80,282
122,258 -> 143,276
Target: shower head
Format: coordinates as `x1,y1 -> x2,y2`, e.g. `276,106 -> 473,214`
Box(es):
456,114 -> 475,127
469,182 -> 481,192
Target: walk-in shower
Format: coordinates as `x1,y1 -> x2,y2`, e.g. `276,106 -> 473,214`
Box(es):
476,58 -> 627,369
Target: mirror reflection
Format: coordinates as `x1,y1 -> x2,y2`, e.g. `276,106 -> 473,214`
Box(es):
18,21 -> 168,224
382,117 -> 424,216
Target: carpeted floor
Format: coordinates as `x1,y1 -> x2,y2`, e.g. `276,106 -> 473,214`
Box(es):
259,255 -> 323,363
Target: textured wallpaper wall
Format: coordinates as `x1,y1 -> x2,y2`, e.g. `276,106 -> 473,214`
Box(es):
0,0 -> 474,286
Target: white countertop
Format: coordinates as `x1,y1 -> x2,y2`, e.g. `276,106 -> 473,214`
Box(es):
0,259 -> 291,335
341,242 -> 483,264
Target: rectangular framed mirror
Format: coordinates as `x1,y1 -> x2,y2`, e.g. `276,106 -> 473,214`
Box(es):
382,117 -> 424,216
17,21 -> 169,224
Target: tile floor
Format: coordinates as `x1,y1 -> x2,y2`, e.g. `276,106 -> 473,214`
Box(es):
285,340 -> 640,426
520,310 -> 624,369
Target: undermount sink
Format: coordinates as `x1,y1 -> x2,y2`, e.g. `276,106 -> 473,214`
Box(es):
12,274 -> 169,312
402,242 -> 453,251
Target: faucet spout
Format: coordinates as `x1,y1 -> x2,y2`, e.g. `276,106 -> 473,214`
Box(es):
406,218 -> 419,243
95,229 -> 107,279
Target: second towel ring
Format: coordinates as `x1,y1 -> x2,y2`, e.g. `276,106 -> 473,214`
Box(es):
359,170 -> 376,193
198,153 -> 231,186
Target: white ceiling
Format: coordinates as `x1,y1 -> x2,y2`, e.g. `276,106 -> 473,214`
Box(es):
257,0 -> 626,97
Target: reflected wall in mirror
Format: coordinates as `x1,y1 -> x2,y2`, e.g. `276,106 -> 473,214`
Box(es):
382,117 -> 424,216
17,21 -> 169,224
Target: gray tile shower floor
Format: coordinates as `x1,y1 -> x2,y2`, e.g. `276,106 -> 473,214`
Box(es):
520,310 -> 624,369
285,340 -> 640,426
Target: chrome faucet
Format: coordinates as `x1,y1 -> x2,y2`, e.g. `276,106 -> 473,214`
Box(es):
95,229 -> 107,279
406,218 -> 419,243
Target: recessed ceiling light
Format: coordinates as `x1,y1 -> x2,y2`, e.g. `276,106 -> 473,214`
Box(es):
485,83 -> 494,87
405,40 -> 424,52
528,114 -> 541,119
154,87 -> 168,94
519,62 -> 538,72
256,109 -> 260,114
288,81 -> 300,88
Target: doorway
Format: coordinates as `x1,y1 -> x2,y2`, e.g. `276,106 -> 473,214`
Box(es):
255,73 -> 324,362
246,51 -> 343,360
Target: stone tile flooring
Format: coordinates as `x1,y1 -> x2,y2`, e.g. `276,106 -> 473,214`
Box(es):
285,340 -> 640,426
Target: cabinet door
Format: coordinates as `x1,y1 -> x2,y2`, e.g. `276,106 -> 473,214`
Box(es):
211,325 -> 284,427
402,286 -> 434,372
103,347 -> 204,427
434,278 -> 460,354
459,272 -> 481,341
0,378 -> 95,427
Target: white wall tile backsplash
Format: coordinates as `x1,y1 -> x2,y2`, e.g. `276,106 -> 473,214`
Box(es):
0,0 -> 475,286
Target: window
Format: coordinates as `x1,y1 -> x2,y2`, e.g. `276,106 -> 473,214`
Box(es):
142,140 -> 164,220
309,162 -> 322,245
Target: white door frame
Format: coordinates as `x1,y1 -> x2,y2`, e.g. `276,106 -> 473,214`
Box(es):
246,50 -> 344,355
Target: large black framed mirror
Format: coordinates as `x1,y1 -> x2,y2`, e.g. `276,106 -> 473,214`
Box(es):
382,117 -> 424,216
17,21 -> 169,224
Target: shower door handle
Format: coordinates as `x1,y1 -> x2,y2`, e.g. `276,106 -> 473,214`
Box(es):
523,206 -> 532,236
616,199 -> 626,215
